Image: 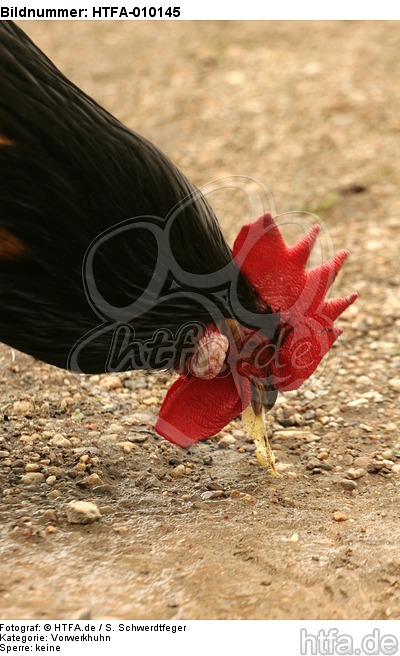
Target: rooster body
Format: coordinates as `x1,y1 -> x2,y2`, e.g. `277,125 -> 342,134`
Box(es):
0,21 -> 262,372
0,22 -> 356,447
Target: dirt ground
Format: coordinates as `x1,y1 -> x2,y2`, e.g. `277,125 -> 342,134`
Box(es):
0,20 -> 399,620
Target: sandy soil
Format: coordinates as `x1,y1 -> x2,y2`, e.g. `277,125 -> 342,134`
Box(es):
0,20 -> 399,620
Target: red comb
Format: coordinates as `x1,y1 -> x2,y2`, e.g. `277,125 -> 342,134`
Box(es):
233,214 -> 357,391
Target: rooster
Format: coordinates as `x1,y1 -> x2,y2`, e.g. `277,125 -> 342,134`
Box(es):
0,22 -> 356,451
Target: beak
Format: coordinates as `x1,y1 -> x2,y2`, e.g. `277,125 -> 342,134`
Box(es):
224,318 -> 242,349
224,319 -> 278,415
250,377 -> 278,415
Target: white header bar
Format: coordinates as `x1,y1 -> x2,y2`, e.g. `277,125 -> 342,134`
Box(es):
1,0 -> 400,20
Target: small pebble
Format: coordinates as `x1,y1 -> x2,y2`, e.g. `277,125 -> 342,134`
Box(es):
218,435 -> 236,446
19,435 -> 39,444
99,376 -> 123,390
82,473 -> 103,487
347,398 -> 368,407
12,400 -> 34,415
66,501 -> 101,524
171,464 -> 187,478
20,473 -> 45,485
388,378 -> 400,392
342,454 -> 354,466
201,490 -> 224,500
276,430 -> 319,441
275,462 -> 293,473
231,429 -> 246,439
346,467 -> 366,480
106,424 -> 125,434
304,390 -> 316,401
306,458 -> 332,471
127,433 -> 148,443
46,475 -> 57,486
43,509 -> 57,522
92,484 -> 113,495
142,397 -> 159,406
131,412 -> 156,425
205,483 -> 221,491
230,490 -> 255,503
124,379 -> 145,390
112,524 -> 129,534
48,489 -> 61,499
353,456 -> 370,469
340,479 -> 357,491
49,434 -> 72,448
118,442 -> 133,453
45,525 -> 57,534
367,460 -> 384,474
25,463 -> 40,472
333,511 -> 349,522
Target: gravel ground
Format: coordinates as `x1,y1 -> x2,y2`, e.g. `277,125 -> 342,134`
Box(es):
0,20 -> 399,620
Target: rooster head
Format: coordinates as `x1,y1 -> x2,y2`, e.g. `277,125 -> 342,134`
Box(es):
155,214 -> 357,447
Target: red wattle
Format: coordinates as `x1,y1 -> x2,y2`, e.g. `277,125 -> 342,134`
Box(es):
156,372 -> 251,446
